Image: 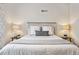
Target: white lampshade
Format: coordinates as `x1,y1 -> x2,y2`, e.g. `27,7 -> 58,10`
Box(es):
63,24 -> 71,30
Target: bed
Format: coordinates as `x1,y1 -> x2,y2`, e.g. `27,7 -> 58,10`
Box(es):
0,22 -> 79,55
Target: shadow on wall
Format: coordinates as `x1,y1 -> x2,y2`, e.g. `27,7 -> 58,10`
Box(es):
70,19 -> 79,46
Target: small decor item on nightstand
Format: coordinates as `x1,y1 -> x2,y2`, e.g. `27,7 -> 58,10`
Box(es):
63,34 -> 68,39
64,34 -> 67,37
16,34 -> 21,39
12,34 -> 21,41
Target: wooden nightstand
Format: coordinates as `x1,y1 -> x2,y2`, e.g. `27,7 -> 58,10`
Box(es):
12,34 -> 22,41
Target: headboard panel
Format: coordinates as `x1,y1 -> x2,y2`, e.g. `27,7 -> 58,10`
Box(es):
27,22 -> 57,35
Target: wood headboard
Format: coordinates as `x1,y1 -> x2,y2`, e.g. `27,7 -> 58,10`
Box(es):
27,22 -> 57,35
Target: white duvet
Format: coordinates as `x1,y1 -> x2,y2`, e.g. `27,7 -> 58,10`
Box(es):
0,35 -> 79,55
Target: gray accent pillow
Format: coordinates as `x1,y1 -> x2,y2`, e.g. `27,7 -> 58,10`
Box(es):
35,31 -> 49,36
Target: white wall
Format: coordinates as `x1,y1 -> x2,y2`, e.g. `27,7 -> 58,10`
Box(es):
0,10 -> 8,48
0,3 -> 70,23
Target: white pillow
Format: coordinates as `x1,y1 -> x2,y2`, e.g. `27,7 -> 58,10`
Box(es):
28,26 -> 40,35
42,26 -> 54,35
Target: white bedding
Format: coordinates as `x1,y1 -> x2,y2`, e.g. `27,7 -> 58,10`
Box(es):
10,35 -> 71,44
0,35 -> 79,55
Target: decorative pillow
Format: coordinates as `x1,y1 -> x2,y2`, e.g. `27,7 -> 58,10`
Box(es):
35,31 -> 49,36
28,26 -> 40,35
42,26 -> 54,35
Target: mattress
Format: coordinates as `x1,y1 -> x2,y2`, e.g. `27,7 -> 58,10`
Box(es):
0,35 -> 79,55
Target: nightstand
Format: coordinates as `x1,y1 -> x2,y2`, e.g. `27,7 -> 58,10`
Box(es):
12,34 -> 22,41
61,35 -> 72,42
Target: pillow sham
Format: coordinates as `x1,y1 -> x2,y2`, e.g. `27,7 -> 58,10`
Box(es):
42,26 -> 54,35
28,26 -> 40,35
